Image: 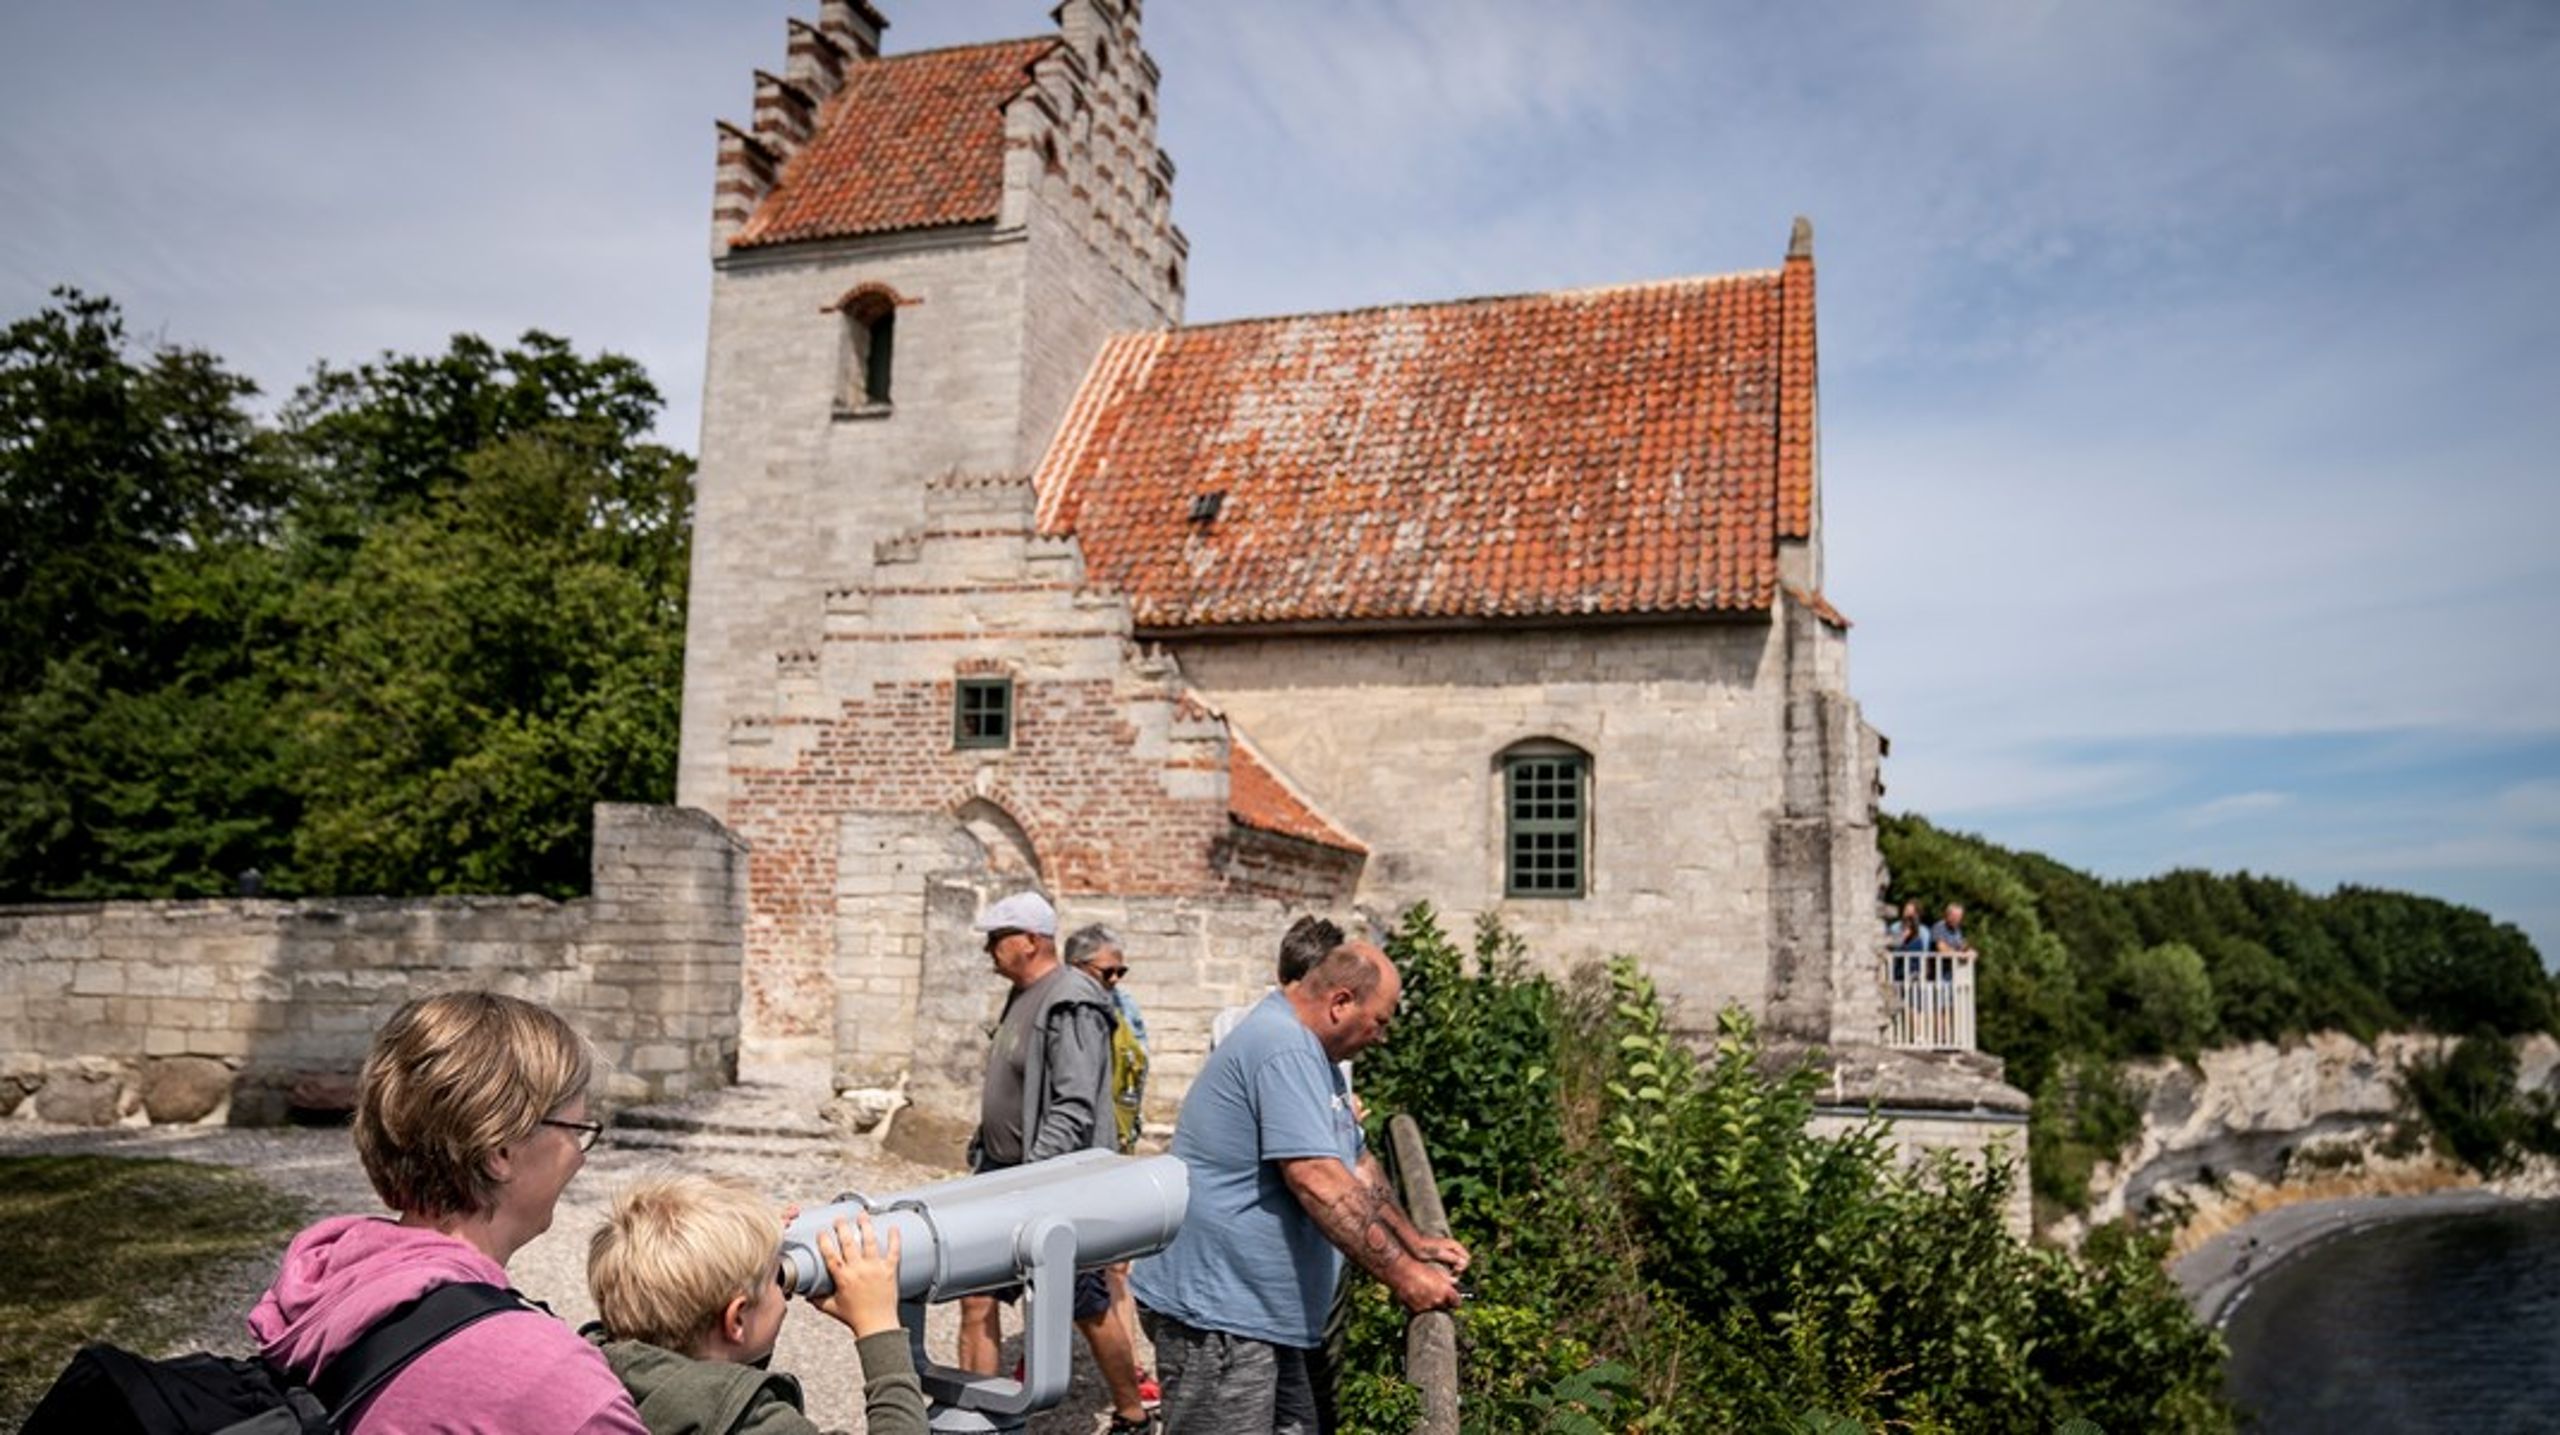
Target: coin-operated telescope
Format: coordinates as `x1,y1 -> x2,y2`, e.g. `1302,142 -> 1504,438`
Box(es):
780,1150 -> 1189,1434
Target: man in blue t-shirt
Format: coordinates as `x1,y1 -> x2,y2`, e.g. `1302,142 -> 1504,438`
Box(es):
1132,940 -> 1467,1434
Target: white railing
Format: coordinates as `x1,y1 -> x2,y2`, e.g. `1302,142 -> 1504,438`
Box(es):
1884,953 -> 1976,1050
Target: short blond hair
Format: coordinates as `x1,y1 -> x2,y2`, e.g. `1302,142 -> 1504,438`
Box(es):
589,1174 -> 777,1353
354,990 -> 592,1219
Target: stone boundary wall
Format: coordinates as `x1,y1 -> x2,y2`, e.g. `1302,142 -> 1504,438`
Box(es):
0,804 -> 745,1128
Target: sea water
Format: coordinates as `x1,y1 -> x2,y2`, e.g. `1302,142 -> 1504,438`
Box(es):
2220,1200 -> 2560,1433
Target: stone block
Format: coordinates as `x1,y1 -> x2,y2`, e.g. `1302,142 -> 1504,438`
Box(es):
36,1063 -> 125,1126
71,961 -> 126,996
288,1070 -> 361,1118
142,1056 -> 234,1124
632,1043 -> 688,1074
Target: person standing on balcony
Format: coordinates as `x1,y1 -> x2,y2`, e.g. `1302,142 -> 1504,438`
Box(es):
1931,904 -> 1976,1043
1134,941 -> 1467,1435
1889,900 -> 1930,982
1932,903 -> 1972,955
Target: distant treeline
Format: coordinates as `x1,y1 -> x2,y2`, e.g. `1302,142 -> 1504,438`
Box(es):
0,290 -> 693,904
1882,813 -> 2556,1207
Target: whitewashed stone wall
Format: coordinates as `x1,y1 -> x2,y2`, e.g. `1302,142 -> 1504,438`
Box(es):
0,805 -> 745,1126
1170,614 -> 1890,1040
681,229 -> 1040,815
1810,1106 -> 2036,1239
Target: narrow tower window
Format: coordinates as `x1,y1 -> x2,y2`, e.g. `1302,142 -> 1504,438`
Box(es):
835,285 -> 902,414
861,308 -> 894,404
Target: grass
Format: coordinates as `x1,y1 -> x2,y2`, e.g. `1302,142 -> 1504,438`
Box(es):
0,1154 -> 309,1427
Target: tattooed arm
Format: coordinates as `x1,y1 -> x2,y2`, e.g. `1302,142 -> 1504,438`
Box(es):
1354,1149 -> 1471,1274
1278,1156 -> 1461,1313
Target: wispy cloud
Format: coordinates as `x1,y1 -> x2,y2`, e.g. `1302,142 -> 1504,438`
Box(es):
2183,791 -> 2293,828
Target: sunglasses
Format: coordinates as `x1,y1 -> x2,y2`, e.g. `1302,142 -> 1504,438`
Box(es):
1090,965 -> 1128,982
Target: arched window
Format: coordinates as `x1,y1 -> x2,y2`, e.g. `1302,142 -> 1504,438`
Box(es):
834,284 -> 900,412
1499,739 -> 1590,898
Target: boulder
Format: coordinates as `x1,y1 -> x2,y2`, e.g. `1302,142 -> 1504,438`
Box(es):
34,1065 -> 124,1126
823,1085 -> 906,1136
288,1069 -> 361,1120
0,1052 -> 43,1117
879,1103 -> 973,1169
142,1056 -> 235,1124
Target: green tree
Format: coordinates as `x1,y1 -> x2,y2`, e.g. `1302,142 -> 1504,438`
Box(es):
2106,942 -> 2219,1058
286,428 -> 690,896
0,291 -> 299,898
0,292 -> 693,900
2200,935 -> 2304,1042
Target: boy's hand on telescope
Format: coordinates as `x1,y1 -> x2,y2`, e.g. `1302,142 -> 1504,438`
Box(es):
811,1211 -> 903,1339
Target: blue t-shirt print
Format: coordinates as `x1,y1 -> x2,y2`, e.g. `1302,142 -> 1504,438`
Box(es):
1131,992 -> 1362,1348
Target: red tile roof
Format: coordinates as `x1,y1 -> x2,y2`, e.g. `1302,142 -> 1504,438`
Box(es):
731,38 -> 1056,249
1036,260 -> 1821,630
1226,733 -> 1365,853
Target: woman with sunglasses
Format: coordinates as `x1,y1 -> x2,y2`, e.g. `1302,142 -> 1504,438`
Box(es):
250,990 -> 647,1433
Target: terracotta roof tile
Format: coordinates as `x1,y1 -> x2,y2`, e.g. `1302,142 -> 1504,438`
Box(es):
732,38 -> 1056,249
1227,733 -> 1365,853
1036,266 -> 1818,630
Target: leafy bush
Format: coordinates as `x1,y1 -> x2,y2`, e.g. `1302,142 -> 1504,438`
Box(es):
1339,908 -> 2232,1432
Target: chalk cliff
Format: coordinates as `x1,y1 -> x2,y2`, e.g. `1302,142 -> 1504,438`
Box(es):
2051,1031 -> 2560,1245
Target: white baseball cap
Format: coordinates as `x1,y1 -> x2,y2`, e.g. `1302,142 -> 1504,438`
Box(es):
972,891 -> 1058,938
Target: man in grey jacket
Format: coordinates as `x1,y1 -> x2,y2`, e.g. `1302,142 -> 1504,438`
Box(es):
960,891 -> 1151,1430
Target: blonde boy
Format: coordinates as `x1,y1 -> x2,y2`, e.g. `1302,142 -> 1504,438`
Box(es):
587,1174 -> 924,1435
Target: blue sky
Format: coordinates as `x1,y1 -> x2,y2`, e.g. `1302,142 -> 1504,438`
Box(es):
5,1 -> 2554,960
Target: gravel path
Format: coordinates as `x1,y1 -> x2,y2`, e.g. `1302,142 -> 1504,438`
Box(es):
0,1119 -> 1141,1433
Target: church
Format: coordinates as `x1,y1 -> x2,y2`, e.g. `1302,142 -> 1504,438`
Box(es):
679,0 -> 2013,1181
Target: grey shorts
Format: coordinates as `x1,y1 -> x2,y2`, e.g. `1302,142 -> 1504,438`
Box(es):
1139,1308 -> 1318,1435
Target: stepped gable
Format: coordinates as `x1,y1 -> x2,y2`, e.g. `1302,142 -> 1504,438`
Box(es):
731,36 -> 1058,248
1034,253 -> 1827,632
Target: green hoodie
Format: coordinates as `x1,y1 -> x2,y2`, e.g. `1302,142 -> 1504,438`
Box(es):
589,1329 -> 926,1435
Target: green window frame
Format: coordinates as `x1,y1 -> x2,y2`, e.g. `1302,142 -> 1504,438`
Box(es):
955,677 -> 1012,749
1505,752 -> 1587,898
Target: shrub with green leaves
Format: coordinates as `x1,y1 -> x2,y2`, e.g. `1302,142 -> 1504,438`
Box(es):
1335,907 -> 2232,1433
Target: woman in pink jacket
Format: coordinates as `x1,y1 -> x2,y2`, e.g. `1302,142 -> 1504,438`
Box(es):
249,991 -> 646,1434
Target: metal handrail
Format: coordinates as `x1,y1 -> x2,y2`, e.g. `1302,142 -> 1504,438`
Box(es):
1387,1112 -> 1460,1435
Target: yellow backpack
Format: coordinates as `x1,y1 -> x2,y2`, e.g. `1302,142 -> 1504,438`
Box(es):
1107,1008 -> 1149,1153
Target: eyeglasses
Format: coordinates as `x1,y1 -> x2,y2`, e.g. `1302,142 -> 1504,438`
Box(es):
983,929 -> 1021,952
542,1117 -> 606,1152
1090,965 -> 1128,982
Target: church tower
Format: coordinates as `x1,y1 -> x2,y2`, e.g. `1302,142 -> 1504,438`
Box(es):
678,0 -> 1185,816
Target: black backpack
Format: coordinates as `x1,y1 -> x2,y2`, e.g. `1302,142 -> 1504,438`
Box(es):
22,1281 -> 530,1435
